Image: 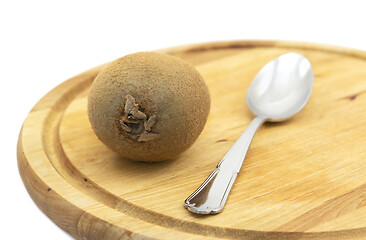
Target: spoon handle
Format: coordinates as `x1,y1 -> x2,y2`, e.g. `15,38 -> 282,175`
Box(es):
184,116 -> 265,214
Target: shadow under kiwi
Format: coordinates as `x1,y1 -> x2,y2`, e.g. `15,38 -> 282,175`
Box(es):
110,152 -> 182,176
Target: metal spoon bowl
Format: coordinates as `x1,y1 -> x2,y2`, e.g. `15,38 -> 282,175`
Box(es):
247,53 -> 313,121
184,53 -> 313,214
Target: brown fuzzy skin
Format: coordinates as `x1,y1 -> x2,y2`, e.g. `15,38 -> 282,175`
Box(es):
88,52 -> 210,161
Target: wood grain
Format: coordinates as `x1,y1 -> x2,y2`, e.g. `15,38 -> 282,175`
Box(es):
18,41 -> 366,239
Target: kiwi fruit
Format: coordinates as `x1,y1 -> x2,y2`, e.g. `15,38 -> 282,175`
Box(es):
88,52 -> 210,162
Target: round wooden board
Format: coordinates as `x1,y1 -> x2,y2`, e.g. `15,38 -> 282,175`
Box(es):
18,41 -> 366,240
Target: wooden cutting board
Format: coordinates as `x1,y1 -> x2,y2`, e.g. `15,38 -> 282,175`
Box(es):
18,41 -> 366,240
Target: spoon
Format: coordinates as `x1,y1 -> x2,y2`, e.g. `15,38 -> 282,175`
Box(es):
184,53 -> 313,214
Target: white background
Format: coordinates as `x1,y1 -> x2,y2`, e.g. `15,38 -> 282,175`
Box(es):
1,0 -> 366,239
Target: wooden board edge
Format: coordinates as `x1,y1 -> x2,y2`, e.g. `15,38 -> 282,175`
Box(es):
17,40 -> 366,240
17,126 -> 148,239
158,40 -> 366,60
